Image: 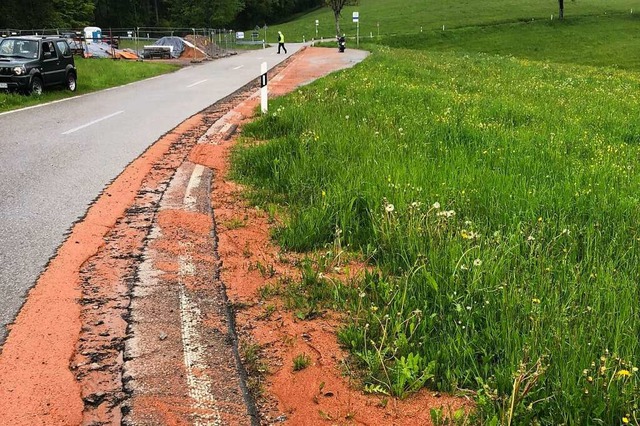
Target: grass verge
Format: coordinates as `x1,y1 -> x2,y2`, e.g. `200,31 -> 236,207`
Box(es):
231,45 -> 640,423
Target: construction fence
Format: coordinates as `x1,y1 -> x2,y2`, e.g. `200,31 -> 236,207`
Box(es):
0,27 -> 244,61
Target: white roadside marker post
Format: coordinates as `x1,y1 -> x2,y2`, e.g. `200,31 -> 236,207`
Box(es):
261,62 -> 268,114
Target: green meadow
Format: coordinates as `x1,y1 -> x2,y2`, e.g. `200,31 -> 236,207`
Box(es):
388,14 -> 640,71
269,0 -> 638,42
233,1 -> 640,424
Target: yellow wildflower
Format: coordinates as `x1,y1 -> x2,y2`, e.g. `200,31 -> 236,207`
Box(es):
617,370 -> 631,378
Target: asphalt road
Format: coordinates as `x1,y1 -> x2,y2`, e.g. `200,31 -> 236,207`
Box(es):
0,43 -> 305,345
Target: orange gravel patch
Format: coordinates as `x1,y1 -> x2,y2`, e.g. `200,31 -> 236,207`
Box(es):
0,115 -> 203,425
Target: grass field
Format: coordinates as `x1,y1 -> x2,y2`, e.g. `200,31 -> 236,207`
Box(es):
232,1 -> 640,423
268,0 -> 639,42
0,58 -> 178,113
387,14 -> 640,71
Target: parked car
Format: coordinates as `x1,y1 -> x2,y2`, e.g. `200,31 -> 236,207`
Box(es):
0,36 -> 77,95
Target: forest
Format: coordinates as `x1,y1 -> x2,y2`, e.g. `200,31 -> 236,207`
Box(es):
0,0 -> 324,31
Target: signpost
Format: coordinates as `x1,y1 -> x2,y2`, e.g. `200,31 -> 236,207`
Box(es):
315,19 -> 319,39
353,11 -> 360,47
260,62 -> 268,114
264,24 -> 268,48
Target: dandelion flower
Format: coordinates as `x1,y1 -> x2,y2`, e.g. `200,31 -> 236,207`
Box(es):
432,202 -> 441,209
473,259 -> 482,267
617,370 -> 631,377
385,203 -> 395,213
623,417 -> 630,424
532,298 -> 541,304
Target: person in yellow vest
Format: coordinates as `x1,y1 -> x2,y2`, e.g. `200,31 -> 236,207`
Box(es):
277,31 -> 287,54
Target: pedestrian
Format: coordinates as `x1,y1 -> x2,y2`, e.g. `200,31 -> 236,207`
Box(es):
277,31 -> 287,54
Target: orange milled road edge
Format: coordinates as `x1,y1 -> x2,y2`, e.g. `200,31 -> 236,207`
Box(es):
0,114 -> 204,425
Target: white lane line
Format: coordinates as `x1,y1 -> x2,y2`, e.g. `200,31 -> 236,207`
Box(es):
183,164 -> 205,212
61,110 -> 124,135
0,75 -> 166,118
178,254 -> 223,426
187,79 -> 208,88
232,65 -> 244,70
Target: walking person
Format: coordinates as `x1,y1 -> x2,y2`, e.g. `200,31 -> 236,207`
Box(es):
277,31 -> 287,54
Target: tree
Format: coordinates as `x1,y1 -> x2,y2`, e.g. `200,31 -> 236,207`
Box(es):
325,0 -> 358,36
558,0 -> 564,20
54,0 -> 95,28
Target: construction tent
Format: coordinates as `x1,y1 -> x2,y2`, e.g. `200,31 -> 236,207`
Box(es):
152,36 -> 207,59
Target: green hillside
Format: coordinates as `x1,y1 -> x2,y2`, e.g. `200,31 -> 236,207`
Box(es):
235,0 -> 640,424
270,0 -> 638,42
387,14 -> 640,71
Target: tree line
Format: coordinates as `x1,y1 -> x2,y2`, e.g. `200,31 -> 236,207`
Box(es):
0,0 -> 324,30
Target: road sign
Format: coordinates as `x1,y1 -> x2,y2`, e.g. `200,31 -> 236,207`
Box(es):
352,11 -> 359,22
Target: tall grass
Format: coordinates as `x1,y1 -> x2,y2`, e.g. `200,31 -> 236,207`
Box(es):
232,47 -> 640,423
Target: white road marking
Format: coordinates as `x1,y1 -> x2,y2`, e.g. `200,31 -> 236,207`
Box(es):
178,254 -> 223,426
183,164 -> 205,211
0,75 -> 166,117
61,110 -> 124,135
187,79 -> 208,88
232,65 -> 244,70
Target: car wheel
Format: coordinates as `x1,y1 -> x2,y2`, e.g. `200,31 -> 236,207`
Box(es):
66,72 -> 77,92
29,76 -> 43,95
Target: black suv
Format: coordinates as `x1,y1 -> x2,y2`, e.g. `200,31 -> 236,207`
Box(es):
0,36 -> 77,95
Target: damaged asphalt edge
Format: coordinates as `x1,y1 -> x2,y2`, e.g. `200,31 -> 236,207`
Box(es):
208,180 -> 261,426
118,54 -> 299,423
0,51 -> 299,349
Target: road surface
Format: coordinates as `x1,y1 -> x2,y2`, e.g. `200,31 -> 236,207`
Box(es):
0,43 -> 304,345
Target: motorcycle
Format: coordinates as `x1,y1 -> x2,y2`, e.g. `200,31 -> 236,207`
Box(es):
338,36 -> 346,53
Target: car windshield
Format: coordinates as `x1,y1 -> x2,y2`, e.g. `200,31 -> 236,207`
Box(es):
0,39 -> 38,59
